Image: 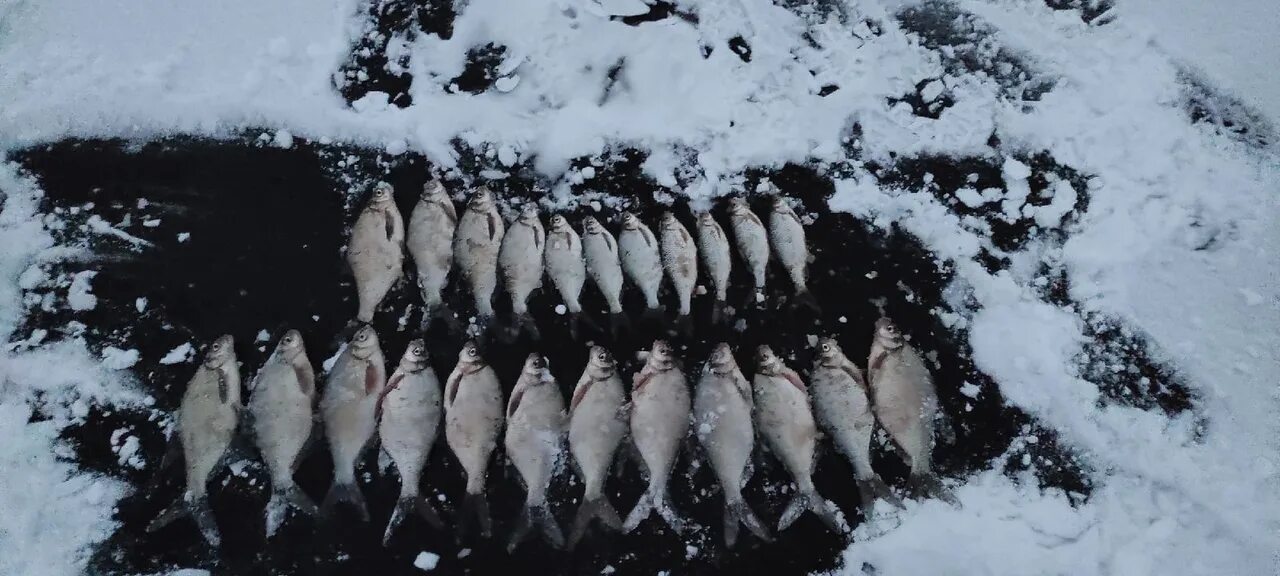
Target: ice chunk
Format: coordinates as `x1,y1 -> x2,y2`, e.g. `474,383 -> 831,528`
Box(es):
273,129 -> 294,149
921,80 -> 945,102
413,552 -> 440,571
135,297 -> 147,313
160,343 -> 194,365
101,347 -> 140,370
68,271 -> 98,311
494,75 -> 520,93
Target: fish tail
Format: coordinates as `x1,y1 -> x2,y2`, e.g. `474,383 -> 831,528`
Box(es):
266,481 -> 318,536
723,493 -> 772,547
779,486 -> 843,532
320,481 -> 369,522
383,493 -> 445,546
567,495 -> 622,549
710,299 -> 727,325
508,502 -> 563,552
147,495 -> 221,546
622,490 -> 653,533
516,312 -> 541,342
856,475 -> 904,512
459,492 -> 493,540
909,473 -> 960,505
792,289 -> 822,314
624,485 -> 683,533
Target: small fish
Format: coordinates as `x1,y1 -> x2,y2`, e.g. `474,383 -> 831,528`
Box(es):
454,186 -> 505,329
767,197 -> 819,313
499,204 -> 546,341
752,346 -> 842,533
147,335 -> 241,546
581,216 -> 629,338
810,338 -> 901,511
444,341 -> 505,538
378,339 -> 445,544
727,198 -> 769,304
617,212 -> 663,322
867,318 -> 958,504
696,211 -> 732,324
348,182 -> 405,323
693,343 -> 772,546
504,353 -> 568,551
567,345 -> 628,548
407,178 -> 459,332
248,330 -> 318,536
544,214 -> 591,339
624,340 -> 690,532
659,212 -> 697,335
319,325 -> 386,521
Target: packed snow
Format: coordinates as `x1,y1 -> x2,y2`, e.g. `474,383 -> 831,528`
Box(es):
0,0 -> 1277,575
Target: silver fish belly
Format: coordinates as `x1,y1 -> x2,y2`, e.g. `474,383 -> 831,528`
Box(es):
320,325 -> 386,519
659,212 -> 697,317
454,187 -> 505,319
618,213 -> 663,311
504,353 -> 567,550
348,182 -> 405,323
407,179 -> 457,318
379,339 -> 444,541
444,341 -> 505,536
625,340 -> 690,532
696,212 -> 732,319
581,217 -> 625,315
728,198 -> 769,294
567,346 -> 628,546
499,205 -> 546,317
248,330 -> 317,533
544,215 -> 586,315
767,197 -> 810,295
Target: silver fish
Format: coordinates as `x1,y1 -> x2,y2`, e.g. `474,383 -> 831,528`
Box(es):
618,212 -> 663,320
811,338 -> 901,511
624,340 -> 690,532
581,216 -> 628,338
454,186 -> 505,326
378,339 -> 444,544
693,343 -> 772,546
407,178 -> 458,331
444,341 -> 505,537
767,197 -> 820,312
504,353 -> 567,551
567,345 -> 628,548
727,197 -> 769,301
499,204 -> 546,341
752,346 -> 842,532
348,182 -> 405,323
696,211 -> 732,324
867,318 -> 957,504
659,212 -> 697,334
248,330 -> 318,536
319,326 -> 386,521
147,335 -> 240,546
544,214 -> 590,339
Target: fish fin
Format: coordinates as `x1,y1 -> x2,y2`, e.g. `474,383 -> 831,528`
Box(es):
782,369 -> 807,393
908,473 -> 959,506
608,311 -> 630,340
839,361 -> 868,390
444,370 -> 462,408
567,496 -> 623,549
294,362 -> 316,396
383,495 -> 444,545
377,372 -> 406,420
856,476 -> 904,512
216,369 -> 229,404
148,496 -> 221,547
266,481 -> 318,536
384,213 -> 396,242
486,212 -> 498,240
624,487 -> 684,533
792,289 -> 822,315
507,385 -> 526,418
320,481 -> 370,522
508,502 -> 564,552
364,361 -> 381,395
779,488 -> 843,533
723,495 -> 772,546
569,378 -> 592,413
866,349 -> 892,386
296,416 -> 324,472
459,492 -> 493,540
622,491 -> 653,533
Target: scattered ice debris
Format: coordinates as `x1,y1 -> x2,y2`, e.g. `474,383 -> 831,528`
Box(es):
86,215 -> 154,248
581,166 -> 596,180
413,552 -> 440,571
160,343 -> 194,365
554,304 -> 567,315
17,264 -> 46,290
494,75 -> 520,93
134,297 -> 147,313
497,145 -> 518,167
142,218 -> 161,227
838,316 -> 847,323
101,347 -> 140,370
177,232 -> 191,243
456,548 -> 471,559
385,139 -> 408,156
806,334 -> 818,348
67,271 -> 98,311
921,80 -> 945,102
272,129 -> 294,149
109,429 -> 145,469
256,329 -> 271,343
960,381 -> 981,399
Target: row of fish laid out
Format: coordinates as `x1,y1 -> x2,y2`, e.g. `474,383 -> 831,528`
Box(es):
347,179 -> 820,339
147,318 -> 957,552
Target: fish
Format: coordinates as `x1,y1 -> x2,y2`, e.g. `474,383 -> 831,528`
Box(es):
695,211 -> 732,324
752,345 -> 842,532
867,317 -> 958,504
407,178 -> 459,332
581,215 -> 629,338
498,204 -> 546,341
504,353 -> 568,551
566,345 -> 628,548
319,325 -> 386,521
727,198 -> 769,305
544,214 -> 592,340
377,339 -> 445,544
147,335 -> 241,546
617,211 -> 664,322
658,212 -> 697,335
454,186 -> 505,330
624,340 -> 690,533
810,338 -> 901,511
247,330 -> 318,536
693,343 -> 772,546
444,341 -> 505,538
767,196 -> 820,313
347,182 -> 405,323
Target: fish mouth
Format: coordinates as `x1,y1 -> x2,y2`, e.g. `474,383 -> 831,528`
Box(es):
423,179 -> 445,196
755,345 -> 776,365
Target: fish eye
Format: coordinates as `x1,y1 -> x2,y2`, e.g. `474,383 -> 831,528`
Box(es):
468,348 -> 478,357
821,343 -> 830,352
413,346 -> 424,355
533,358 -> 545,368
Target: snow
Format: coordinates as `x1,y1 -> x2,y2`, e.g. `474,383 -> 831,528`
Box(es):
100,347 -> 140,370
412,551 -> 440,571
160,342 -> 195,365
66,271 -> 98,311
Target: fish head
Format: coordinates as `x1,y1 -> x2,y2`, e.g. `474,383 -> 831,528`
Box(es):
771,196 -> 793,214
874,317 -> 905,348
582,215 -> 604,236
659,211 -> 679,230
755,345 -> 783,374
696,211 -> 716,227
400,339 -> 429,372
422,178 -> 448,201
708,343 -> 736,370
587,345 -> 616,376
202,334 -> 235,368
728,197 -> 750,214
349,325 -> 380,359
370,182 -> 395,207
549,214 -> 570,232
467,186 -> 494,210
621,211 -> 641,230
522,353 -> 555,384
647,339 -> 677,370
816,337 -> 844,366
274,329 -> 305,361
517,203 -> 541,224
458,340 -> 485,366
